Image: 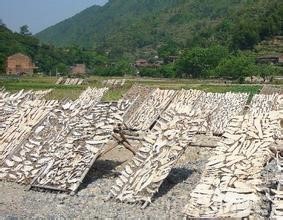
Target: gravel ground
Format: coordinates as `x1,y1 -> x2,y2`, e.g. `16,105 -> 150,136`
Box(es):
0,146 -> 209,219
259,158 -> 278,218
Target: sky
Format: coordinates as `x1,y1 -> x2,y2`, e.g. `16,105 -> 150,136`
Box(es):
0,0 -> 108,34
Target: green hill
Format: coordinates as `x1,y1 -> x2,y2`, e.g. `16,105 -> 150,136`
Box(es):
36,0 -> 283,58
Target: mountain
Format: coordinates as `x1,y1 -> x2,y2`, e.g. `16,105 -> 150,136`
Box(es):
36,0 -> 283,58
36,0 -> 180,48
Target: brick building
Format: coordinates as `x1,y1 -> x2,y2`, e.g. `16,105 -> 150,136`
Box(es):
6,53 -> 36,75
70,64 -> 86,75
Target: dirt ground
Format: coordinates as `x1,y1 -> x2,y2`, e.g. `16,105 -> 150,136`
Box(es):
0,146 -> 209,219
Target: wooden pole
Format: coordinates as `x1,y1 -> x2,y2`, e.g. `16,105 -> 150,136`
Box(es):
112,133 -> 136,154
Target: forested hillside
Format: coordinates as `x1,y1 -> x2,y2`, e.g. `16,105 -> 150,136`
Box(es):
36,0 -> 282,58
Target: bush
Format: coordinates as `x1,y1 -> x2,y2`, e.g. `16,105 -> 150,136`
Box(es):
160,63 -> 176,78
139,67 -> 162,78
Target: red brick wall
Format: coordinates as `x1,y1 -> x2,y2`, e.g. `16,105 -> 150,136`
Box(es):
6,53 -> 34,75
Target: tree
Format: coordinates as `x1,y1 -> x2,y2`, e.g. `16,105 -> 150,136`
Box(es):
160,63 -> 176,78
116,59 -> 135,76
213,52 -> 258,80
158,41 -> 180,63
56,63 -> 68,75
20,25 -> 32,35
257,64 -> 279,81
176,45 -> 229,78
231,23 -> 260,50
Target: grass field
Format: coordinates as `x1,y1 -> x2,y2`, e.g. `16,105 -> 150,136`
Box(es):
0,75 -> 281,101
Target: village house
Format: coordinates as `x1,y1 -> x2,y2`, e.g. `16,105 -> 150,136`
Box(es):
135,59 -> 149,68
70,64 -> 86,75
6,53 -> 36,75
256,54 -> 283,65
135,59 -> 163,68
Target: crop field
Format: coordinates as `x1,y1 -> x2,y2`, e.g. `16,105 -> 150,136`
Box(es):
0,76 -> 283,218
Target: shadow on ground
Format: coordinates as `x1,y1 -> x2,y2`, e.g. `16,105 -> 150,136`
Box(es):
153,167 -> 195,200
80,160 -> 196,200
80,159 -> 123,190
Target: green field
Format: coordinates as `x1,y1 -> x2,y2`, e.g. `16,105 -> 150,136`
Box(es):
0,75 -> 281,101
